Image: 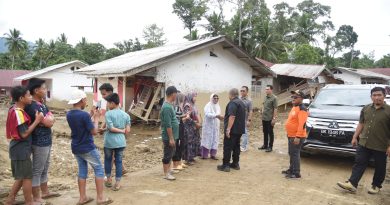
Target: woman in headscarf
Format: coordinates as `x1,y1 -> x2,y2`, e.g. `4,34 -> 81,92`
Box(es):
201,94 -> 223,159
182,92 -> 201,165
172,92 -> 188,170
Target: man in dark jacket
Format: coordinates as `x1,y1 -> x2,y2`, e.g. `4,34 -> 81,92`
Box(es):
217,88 -> 246,172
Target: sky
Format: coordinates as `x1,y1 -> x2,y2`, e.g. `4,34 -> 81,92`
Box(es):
0,0 -> 389,60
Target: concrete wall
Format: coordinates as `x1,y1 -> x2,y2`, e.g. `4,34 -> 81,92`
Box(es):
155,43 -> 253,110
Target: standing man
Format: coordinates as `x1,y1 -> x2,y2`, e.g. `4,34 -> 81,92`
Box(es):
160,86 -> 179,180
25,78 -> 60,203
337,87 -> 390,194
240,86 -> 253,152
283,90 -> 308,179
217,88 -> 246,172
259,85 -> 278,152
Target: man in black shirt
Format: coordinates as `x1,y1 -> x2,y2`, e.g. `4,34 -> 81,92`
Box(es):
218,88 -> 246,172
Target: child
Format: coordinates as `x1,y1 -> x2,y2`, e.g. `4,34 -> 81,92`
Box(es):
103,93 -> 131,191
66,90 -> 113,205
5,86 -> 44,205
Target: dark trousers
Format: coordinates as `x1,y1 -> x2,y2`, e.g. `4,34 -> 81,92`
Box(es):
223,134 -> 242,166
349,145 -> 387,188
172,124 -> 184,162
262,120 -> 274,148
288,138 -> 305,175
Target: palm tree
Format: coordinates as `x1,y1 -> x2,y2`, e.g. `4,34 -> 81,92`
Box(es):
4,28 -> 28,69
34,38 -> 47,69
58,33 -> 67,44
246,20 -> 286,62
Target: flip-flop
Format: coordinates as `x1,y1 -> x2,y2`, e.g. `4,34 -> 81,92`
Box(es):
96,198 -> 113,205
112,185 -> 121,191
172,166 -> 184,171
41,193 -> 61,199
104,181 -> 112,188
76,197 -> 94,205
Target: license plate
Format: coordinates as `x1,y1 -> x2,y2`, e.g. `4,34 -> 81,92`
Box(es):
320,129 -> 346,137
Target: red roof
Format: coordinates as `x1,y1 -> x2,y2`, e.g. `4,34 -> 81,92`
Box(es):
256,58 -> 275,68
0,69 -> 31,87
363,68 -> 390,77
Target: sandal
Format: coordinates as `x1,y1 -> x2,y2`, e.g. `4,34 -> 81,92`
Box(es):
76,197 -> 94,205
172,165 -> 184,170
96,198 -> 113,205
104,181 -> 112,188
41,192 -> 61,199
112,185 -> 121,191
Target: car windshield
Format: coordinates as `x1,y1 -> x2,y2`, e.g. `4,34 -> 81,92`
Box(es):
312,89 -> 372,107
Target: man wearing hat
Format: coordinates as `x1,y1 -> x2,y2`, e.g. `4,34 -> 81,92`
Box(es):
282,90 -> 308,179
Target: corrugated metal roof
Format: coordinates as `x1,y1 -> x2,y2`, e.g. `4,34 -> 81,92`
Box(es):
256,58 -> 275,68
14,60 -> 88,81
0,70 -> 31,87
363,68 -> 390,77
77,36 -> 274,77
270,64 -> 326,79
336,67 -> 390,80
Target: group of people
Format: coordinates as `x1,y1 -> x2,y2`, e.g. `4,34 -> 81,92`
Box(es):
5,78 -> 390,205
5,80 -> 127,205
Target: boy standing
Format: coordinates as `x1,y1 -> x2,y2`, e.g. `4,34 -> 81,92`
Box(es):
5,86 -> 44,205
25,78 -> 59,203
160,86 -> 179,180
66,90 -> 113,205
103,93 -> 131,191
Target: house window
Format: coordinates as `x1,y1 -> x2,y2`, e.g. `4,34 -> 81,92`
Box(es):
251,80 -> 262,98
47,90 -> 51,98
70,66 -> 75,71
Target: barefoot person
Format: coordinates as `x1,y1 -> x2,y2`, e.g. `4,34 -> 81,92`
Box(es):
66,90 -> 113,205
25,78 -> 60,203
201,94 -> 223,159
160,86 -> 179,180
5,86 -> 44,205
337,87 -> 390,194
217,88 -> 246,172
240,86 -> 253,152
282,90 -> 308,179
259,85 -> 278,152
103,93 -> 131,191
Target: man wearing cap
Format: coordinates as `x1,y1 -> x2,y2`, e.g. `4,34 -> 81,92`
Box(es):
160,86 -> 179,180
66,90 -> 113,205
282,90 -> 308,179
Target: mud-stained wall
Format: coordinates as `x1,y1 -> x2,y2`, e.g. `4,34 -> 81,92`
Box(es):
46,93 -> 94,110
155,43 -> 252,94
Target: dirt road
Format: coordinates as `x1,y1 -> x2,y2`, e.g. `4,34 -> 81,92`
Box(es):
0,108 -> 389,205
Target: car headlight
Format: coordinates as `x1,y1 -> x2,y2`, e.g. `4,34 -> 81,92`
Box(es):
306,117 -> 314,128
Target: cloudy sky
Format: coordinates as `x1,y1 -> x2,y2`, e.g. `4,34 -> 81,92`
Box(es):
0,0 -> 389,59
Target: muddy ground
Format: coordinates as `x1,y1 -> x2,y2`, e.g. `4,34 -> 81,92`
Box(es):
0,105 -> 389,205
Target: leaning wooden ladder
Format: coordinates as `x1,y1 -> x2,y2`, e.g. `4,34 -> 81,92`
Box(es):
130,83 -> 162,122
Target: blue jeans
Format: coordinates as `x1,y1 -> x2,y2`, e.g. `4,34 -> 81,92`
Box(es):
241,128 -> 249,149
74,149 -> 104,179
104,147 -> 125,181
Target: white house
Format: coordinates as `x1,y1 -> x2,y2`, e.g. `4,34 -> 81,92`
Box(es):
332,67 -> 390,85
14,60 -> 92,108
77,36 -> 274,121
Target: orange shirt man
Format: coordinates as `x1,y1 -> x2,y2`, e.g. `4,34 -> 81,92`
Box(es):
283,90 -> 308,179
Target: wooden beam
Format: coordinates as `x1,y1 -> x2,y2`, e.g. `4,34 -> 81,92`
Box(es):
144,84 -> 162,121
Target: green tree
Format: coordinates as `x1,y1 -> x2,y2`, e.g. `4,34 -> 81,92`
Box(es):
292,44 -> 322,64
75,38 -> 106,64
335,25 -> 358,67
352,52 -> 375,68
58,33 -> 68,44
4,28 -> 28,69
172,0 -> 207,40
272,2 -> 294,37
105,48 -> 123,60
245,19 -> 285,61
375,54 -> 390,68
203,11 -> 226,37
143,24 -> 167,48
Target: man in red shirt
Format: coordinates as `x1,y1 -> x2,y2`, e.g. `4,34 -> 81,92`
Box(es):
282,90 -> 308,179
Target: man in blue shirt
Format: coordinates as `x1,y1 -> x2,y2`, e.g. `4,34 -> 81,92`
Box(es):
67,90 -> 113,205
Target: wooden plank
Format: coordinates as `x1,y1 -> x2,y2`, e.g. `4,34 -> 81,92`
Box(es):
144,84 -> 162,121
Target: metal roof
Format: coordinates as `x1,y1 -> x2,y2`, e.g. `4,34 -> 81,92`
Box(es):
270,63 -> 326,79
14,60 -> 88,81
363,68 -> 390,77
77,36 -> 274,77
0,70 -> 31,87
336,67 -> 390,80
